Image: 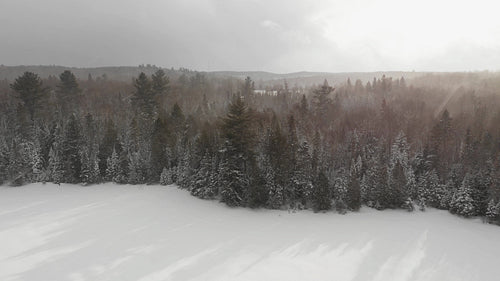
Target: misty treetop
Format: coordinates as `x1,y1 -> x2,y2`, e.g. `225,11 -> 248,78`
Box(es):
1,69 -> 500,225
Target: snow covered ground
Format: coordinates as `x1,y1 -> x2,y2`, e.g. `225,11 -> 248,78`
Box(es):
1,183 -> 500,281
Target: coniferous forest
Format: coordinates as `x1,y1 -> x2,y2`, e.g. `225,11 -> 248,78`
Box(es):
2,68 -> 500,224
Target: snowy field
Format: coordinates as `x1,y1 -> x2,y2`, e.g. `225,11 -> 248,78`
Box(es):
1,184 -> 500,281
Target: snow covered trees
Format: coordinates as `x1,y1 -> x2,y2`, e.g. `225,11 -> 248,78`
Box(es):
387,132 -> 415,210
312,171 -> 331,212
450,173 -> 476,217
62,115 -> 82,183
4,69 -> 500,224
219,97 -> 255,207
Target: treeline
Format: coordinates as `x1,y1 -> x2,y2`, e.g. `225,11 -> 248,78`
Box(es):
1,69 -> 500,224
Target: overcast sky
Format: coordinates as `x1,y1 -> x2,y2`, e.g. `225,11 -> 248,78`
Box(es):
1,0 -> 500,73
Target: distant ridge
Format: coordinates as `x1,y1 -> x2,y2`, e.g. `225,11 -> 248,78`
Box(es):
0,65 -> 429,86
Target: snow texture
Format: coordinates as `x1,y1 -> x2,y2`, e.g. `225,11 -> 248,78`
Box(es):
1,183 -> 500,281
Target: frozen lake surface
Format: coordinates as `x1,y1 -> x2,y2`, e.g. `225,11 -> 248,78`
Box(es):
1,183 -> 499,281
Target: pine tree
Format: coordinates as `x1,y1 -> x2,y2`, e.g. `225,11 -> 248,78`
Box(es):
266,115 -> 288,207
56,70 -> 81,114
347,157 -> 362,211
191,154 -> 212,199
486,199 -> 499,223
334,169 -> 348,213
30,141 -> 45,182
160,167 -> 174,186
150,117 -> 169,180
218,97 -> 255,207
387,132 -> 414,209
0,138 -> 9,185
151,69 -> 170,96
218,147 -> 247,207
98,119 -> 119,177
80,147 -> 94,185
246,161 -> 268,208
62,114 -> 82,183
450,173 -> 476,217
132,72 -> 156,119
48,147 -> 64,184
312,171 -> 331,212
292,141 -> 313,207
10,72 -> 48,120
128,150 -> 147,184
265,157 -> 284,209
312,80 -> 334,118
106,149 -> 120,183
176,146 -> 192,188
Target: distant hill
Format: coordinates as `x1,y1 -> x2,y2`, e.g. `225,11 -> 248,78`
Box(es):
0,65 -> 428,86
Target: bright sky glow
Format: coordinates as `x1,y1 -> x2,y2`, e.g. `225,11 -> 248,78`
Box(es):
1,0 -> 499,72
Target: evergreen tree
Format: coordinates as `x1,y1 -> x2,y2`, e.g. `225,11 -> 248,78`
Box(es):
299,94 -> 308,117
246,161 -> 268,208
0,138 -> 9,185
264,156 -> 284,209
48,147 -> 64,184
56,70 -> 81,114
128,150 -> 148,184
106,149 -> 120,183
218,97 -> 255,207
10,72 -> 48,121
266,114 -> 289,206
312,79 -> 334,118
98,119 -> 119,177
312,171 -> 331,212
292,141 -> 313,208
176,146 -> 192,188
218,146 -> 247,207
160,167 -> 174,186
191,154 -> 214,199
132,72 -> 157,119
62,115 -> 82,183
31,143 -> 45,182
334,169 -> 348,213
486,199 -> 499,223
151,69 -> 170,96
150,117 -> 169,180
80,146 -> 99,185
347,157 -> 362,211
450,173 -> 476,217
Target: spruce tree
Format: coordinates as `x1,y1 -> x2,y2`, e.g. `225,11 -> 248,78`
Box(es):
486,199 -> 499,223
334,169 -> 348,213
292,141 -> 313,207
48,147 -> 64,184
132,72 -> 156,119
312,80 -> 334,118
450,173 -> 476,217
10,72 -> 48,121
62,115 -> 82,183
151,69 -> 170,96
191,154 -> 212,198
347,157 -> 362,211
56,70 -> 81,114
218,97 -> 255,207
312,171 -> 331,212
98,119 -> 119,177
106,149 -> 120,183
218,147 -> 247,207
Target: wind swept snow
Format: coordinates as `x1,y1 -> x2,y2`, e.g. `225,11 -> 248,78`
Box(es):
1,183 -> 499,281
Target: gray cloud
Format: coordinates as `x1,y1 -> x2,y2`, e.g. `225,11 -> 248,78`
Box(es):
1,0 -> 500,72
